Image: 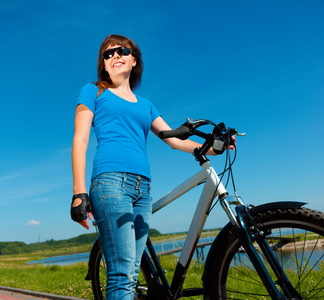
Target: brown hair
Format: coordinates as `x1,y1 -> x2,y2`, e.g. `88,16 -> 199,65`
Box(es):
95,34 -> 143,96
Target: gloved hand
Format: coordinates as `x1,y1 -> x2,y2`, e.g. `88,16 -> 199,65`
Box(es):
70,193 -> 92,222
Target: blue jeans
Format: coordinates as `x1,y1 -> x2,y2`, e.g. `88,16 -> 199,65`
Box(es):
89,172 -> 152,300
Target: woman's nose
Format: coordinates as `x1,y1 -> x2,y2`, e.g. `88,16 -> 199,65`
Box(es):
113,51 -> 120,59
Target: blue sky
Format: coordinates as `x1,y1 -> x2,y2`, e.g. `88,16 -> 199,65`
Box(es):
0,0 -> 323,244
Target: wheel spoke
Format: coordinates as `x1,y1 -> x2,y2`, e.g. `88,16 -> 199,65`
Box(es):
229,266 -> 264,287
226,288 -> 271,299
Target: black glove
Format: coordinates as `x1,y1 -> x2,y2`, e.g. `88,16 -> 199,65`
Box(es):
70,193 -> 92,222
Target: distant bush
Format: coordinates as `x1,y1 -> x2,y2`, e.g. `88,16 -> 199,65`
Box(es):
149,228 -> 161,237
28,233 -> 98,252
0,241 -> 31,255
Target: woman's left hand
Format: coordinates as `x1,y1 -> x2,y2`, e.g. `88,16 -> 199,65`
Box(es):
228,135 -> 236,150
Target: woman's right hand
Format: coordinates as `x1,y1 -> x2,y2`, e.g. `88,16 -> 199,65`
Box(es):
72,104 -> 94,229
71,193 -> 93,230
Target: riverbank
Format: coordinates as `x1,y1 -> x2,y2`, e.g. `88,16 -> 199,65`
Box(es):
0,245 -> 95,298
0,260 -> 93,299
0,235 -> 205,299
0,251 -> 203,300
1,231 -> 323,299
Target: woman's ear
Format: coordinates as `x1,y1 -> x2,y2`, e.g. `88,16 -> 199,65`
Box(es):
132,57 -> 137,67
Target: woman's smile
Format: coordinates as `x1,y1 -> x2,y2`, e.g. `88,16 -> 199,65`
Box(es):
113,61 -> 125,68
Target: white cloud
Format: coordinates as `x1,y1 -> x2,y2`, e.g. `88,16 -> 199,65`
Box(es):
26,220 -> 41,226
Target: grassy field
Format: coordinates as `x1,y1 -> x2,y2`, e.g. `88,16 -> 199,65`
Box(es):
0,245 -> 94,299
0,261 -> 92,299
1,235 -> 323,299
0,252 -> 204,300
0,234 -> 194,299
2,251 -> 321,300
138,254 -> 205,300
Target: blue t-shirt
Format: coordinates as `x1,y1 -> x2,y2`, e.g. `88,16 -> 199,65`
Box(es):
77,83 -> 160,180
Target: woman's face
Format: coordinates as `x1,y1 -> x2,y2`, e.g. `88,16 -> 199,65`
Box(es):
103,44 -> 136,80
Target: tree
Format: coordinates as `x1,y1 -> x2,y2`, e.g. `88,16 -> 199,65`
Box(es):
149,228 -> 161,237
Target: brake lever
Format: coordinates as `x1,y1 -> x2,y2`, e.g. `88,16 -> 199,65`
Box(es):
228,128 -> 246,137
223,128 -> 246,149
185,118 -> 210,130
235,131 -> 246,137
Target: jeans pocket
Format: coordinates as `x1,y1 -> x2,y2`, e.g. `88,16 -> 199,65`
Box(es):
90,173 -> 126,199
99,180 -> 125,198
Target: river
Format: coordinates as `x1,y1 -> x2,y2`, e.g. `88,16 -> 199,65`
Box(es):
26,235 -> 214,266
26,234 -> 323,271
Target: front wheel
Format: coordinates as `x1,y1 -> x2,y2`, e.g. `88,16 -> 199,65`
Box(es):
203,206 -> 324,299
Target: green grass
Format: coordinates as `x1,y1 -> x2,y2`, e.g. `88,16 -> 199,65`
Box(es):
225,264 -> 324,299
1,253 -> 324,300
138,254 -> 204,300
0,261 -> 93,299
0,245 -> 95,298
1,237 -> 323,299
0,251 -> 205,299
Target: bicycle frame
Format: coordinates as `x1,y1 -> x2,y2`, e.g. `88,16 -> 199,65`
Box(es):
153,161 -> 229,264
148,158 -> 300,299
150,160 -> 239,297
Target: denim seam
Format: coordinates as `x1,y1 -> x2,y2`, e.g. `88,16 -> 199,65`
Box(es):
98,184 -> 122,298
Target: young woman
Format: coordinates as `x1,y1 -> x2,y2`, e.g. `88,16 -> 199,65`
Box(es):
71,34 -> 228,299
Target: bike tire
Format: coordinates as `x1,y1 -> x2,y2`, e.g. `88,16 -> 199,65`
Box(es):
203,206 -> 324,299
87,239 -> 105,300
88,239 -> 157,300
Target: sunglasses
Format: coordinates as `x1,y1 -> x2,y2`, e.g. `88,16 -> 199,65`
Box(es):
103,46 -> 133,60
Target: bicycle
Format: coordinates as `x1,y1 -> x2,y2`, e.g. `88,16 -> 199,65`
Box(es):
85,118 -> 324,299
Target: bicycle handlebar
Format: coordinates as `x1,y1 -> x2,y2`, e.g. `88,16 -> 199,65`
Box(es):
158,125 -> 191,140
159,118 -> 245,156
159,118 -> 244,140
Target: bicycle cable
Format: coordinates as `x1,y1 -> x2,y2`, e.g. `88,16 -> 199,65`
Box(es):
197,130 -> 237,212
224,130 -> 237,190
207,134 -> 235,214
208,128 -> 241,214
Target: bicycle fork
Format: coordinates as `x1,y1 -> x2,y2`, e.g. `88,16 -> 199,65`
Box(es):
222,200 -> 302,300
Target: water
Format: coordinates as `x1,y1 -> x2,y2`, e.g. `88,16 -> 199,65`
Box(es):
25,236 -> 214,266
153,235 -> 215,254
230,247 -> 324,271
26,235 -> 323,270
26,252 -> 90,266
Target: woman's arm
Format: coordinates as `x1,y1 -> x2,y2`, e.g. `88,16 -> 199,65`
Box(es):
151,116 -> 216,155
72,104 -> 94,229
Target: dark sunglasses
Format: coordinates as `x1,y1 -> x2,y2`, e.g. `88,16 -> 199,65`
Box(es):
102,46 -> 133,60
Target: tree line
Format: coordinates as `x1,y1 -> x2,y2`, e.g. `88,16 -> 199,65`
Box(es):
0,228 -> 162,255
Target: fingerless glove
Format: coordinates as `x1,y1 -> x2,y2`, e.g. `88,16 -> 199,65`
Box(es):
70,193 -> 92,222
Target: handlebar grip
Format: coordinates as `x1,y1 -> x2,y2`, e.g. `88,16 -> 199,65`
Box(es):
159,125 -> 191,140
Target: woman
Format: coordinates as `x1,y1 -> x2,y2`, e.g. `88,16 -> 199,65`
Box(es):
71,34 -> 221,299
